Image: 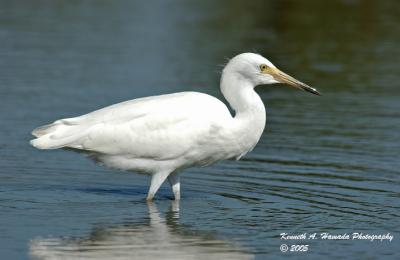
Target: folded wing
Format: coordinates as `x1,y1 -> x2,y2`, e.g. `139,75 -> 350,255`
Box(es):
30,92 -> 231,161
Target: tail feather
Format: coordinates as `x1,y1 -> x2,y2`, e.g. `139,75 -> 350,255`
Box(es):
30,118 -> 87,150
32,123 -> 60,138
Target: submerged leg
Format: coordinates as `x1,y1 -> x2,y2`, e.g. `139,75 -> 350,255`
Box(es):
147,171 -> 171,201
168,172 -> 180,200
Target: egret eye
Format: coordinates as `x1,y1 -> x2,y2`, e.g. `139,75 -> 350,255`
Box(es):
259,64 -> 269,72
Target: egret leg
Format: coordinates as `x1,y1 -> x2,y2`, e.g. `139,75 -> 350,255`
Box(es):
147,171 -> 171,201
168,172 -> 180,200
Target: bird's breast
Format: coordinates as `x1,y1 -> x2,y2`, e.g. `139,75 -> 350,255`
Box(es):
183,112 -> 266,167
231,107 -> 267,158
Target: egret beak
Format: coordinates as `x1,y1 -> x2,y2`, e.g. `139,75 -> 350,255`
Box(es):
271,68 -> 320,96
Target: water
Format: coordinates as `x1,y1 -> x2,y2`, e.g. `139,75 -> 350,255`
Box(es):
1,0 -> 399,259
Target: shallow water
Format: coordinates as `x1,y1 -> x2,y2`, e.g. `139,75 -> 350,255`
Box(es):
1,0 -> 399,259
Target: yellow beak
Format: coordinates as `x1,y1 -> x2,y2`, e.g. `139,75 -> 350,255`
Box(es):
269,68 -> 321,96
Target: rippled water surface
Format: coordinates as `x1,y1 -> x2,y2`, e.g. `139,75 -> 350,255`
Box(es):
1,0 -> 400,259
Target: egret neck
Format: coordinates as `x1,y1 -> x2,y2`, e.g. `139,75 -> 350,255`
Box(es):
220,68 -> 266,156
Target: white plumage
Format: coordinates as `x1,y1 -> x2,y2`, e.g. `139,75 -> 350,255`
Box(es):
31,53 -> 319,200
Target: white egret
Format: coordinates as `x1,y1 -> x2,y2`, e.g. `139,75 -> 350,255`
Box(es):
30,53 -> 320,200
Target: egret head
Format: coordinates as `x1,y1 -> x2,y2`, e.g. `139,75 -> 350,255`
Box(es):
224,53 -> 320,95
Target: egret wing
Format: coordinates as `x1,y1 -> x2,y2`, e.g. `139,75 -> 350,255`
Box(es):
31,92 -> 231,161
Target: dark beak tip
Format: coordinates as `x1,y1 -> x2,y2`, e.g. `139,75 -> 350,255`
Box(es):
303,87 -> 321,96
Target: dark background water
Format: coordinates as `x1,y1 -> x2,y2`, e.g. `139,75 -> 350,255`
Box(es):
1,0 -> 399,259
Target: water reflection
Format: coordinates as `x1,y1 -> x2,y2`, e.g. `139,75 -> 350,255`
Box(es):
29,201 -> 253,260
